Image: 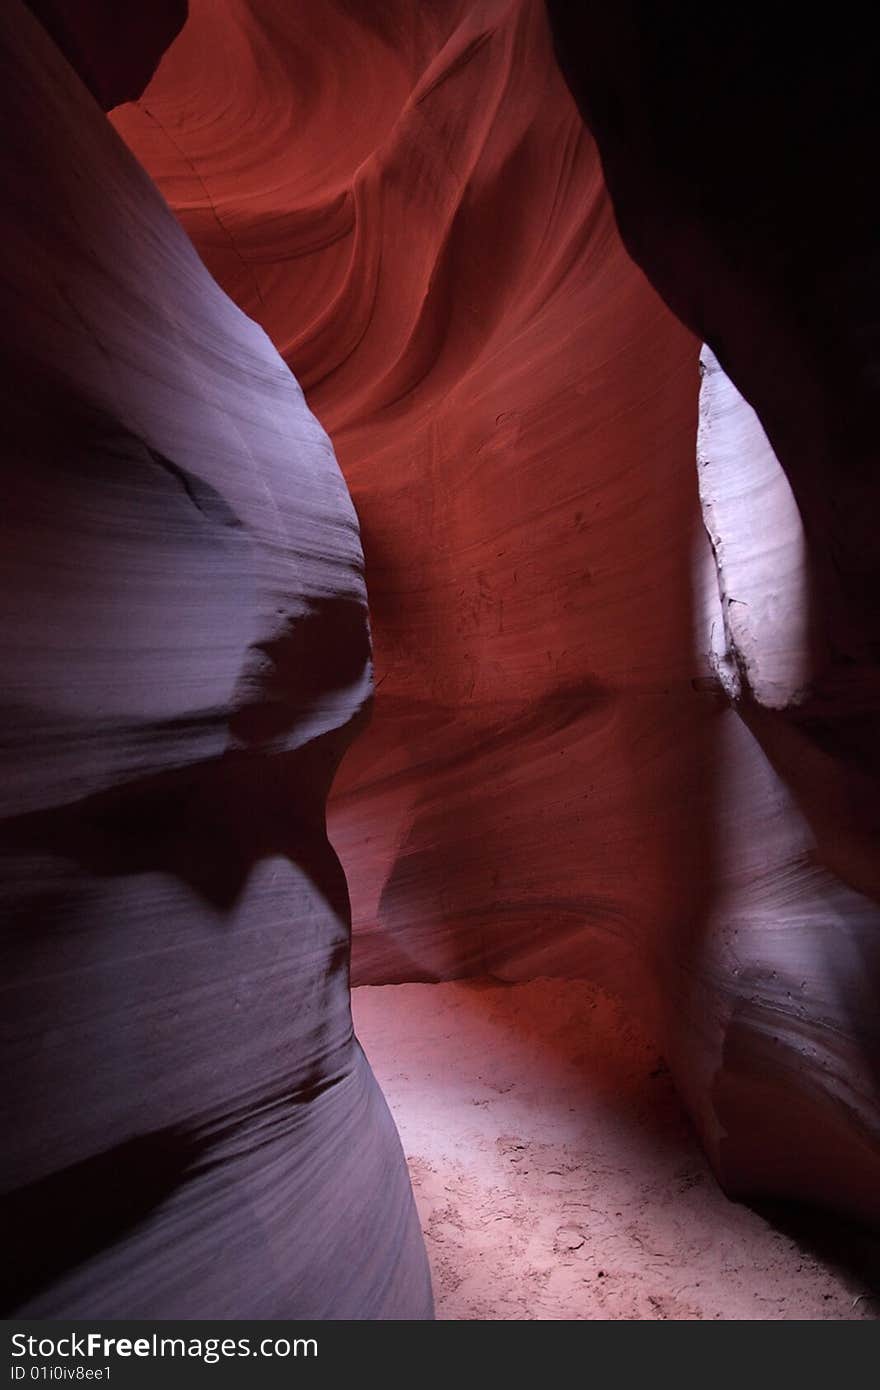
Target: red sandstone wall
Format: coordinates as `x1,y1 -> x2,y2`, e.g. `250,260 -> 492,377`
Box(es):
112,0 -> 703,990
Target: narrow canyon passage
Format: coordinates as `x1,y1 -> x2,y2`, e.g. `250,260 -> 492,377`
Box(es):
3,0 -> 880,1323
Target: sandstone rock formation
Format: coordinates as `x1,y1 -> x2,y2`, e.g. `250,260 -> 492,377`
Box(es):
547,0 -> 880,1217
112,0 -> 703,993
115,0 -> 880,1223
4,0 -> 879,1322
1,0 -> 431,1316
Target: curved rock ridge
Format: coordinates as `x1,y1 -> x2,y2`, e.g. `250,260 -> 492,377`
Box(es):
1,0 -> 431,1317
547,3 -> 880,1215
113,0 -> 880,1220
112,0 -> 704,990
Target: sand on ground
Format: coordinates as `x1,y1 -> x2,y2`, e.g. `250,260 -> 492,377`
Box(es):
353,978 -> 880,1320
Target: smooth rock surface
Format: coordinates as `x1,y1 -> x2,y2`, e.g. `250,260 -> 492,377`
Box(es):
546,0 -> 880,1216
112,0 -> 704,991
114,0 -> 880,1223
1,0 -> 431,1318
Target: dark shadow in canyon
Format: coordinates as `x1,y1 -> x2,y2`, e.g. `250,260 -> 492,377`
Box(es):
0,1130 -> 199,1313
752,1200 -> 880,1311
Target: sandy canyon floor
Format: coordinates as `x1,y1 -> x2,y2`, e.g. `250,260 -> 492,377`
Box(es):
353,978 -> 880,1320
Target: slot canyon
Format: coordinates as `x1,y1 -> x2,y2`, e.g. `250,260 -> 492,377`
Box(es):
2,0 -> 879,1321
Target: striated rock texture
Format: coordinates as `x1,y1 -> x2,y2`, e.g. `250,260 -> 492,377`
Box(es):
112,0 -> 703,990
1,0 -> 431,1317
114,0 -> 880,1223
692,353 -> 880,1220
547,4 -> 880,1215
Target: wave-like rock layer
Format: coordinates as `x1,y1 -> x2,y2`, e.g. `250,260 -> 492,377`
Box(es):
5,0 -> 879,1322
1,0 -> 431,1316
112,0 -> 703,988
113,0 -> 880,1221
